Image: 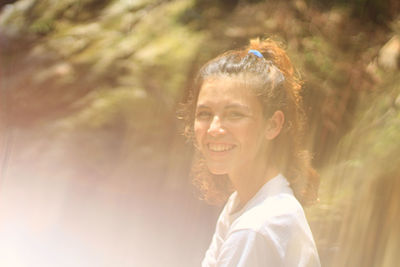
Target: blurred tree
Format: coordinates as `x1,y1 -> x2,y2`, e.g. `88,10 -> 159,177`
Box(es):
0,1 -> 399,266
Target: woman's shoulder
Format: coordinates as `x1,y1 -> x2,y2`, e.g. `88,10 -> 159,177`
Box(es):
226,193 -> 320,266
230,193 -> 307,234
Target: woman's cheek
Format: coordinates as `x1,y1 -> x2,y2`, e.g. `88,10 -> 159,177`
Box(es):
194,122 -> 205,148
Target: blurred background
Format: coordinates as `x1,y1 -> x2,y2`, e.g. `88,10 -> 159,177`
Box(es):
0,0 -> 399,266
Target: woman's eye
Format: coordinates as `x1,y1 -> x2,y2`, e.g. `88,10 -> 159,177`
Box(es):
226,111 -> 245,119
196,111 -> 212,120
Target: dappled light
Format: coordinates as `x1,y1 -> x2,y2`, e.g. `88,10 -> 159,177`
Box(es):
1,0 -> 399,266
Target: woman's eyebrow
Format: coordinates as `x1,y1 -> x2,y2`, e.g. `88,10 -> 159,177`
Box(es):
196,103 -> 250,111
196,104 -> 210,109
225,103 -> 250,111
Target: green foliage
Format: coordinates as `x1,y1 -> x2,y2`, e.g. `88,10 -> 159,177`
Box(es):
305,0 -> 398,23
306,65 -> 400,266
30,17 -> 54,34
351,74 -> 400,175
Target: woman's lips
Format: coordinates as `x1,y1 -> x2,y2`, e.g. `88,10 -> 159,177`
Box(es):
207,143 -> 236,152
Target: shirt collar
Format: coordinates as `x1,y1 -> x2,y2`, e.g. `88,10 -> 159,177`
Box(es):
228,173 -> 293,216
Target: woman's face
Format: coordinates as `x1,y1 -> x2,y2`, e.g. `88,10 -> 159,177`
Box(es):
194,75 -> 270,176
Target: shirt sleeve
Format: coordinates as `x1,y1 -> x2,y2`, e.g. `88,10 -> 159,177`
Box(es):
216,229 -> 285,267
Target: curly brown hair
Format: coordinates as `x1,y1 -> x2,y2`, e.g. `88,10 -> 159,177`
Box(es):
181,38 -> 319,206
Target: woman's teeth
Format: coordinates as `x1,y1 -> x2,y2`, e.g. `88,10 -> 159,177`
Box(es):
208,143 -> 235,152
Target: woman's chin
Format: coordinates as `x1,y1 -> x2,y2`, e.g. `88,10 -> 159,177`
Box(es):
207,165 -> 230,175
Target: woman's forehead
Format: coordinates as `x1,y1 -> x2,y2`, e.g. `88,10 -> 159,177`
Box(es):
197,75 -> 263,109
200,77 -> 249,96
206,73 -> 262,88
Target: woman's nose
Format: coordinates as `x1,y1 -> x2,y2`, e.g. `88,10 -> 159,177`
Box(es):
207,116 -> 225,136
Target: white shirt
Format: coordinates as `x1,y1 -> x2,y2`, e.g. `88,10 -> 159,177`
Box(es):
201,174 -> 321,267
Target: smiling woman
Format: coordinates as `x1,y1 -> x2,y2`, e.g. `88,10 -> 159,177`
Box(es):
194,75 -> 270,178
181,38 -> 320,267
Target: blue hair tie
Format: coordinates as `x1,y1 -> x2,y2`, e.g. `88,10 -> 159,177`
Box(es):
248,49 -> 263,58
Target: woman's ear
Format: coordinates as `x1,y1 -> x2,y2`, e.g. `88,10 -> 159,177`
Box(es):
265,110 -> 285,140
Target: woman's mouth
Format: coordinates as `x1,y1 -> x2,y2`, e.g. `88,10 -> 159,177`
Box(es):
207,143 -> 236,152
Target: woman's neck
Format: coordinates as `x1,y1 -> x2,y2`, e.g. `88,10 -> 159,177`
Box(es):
229,164 -> 279,210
